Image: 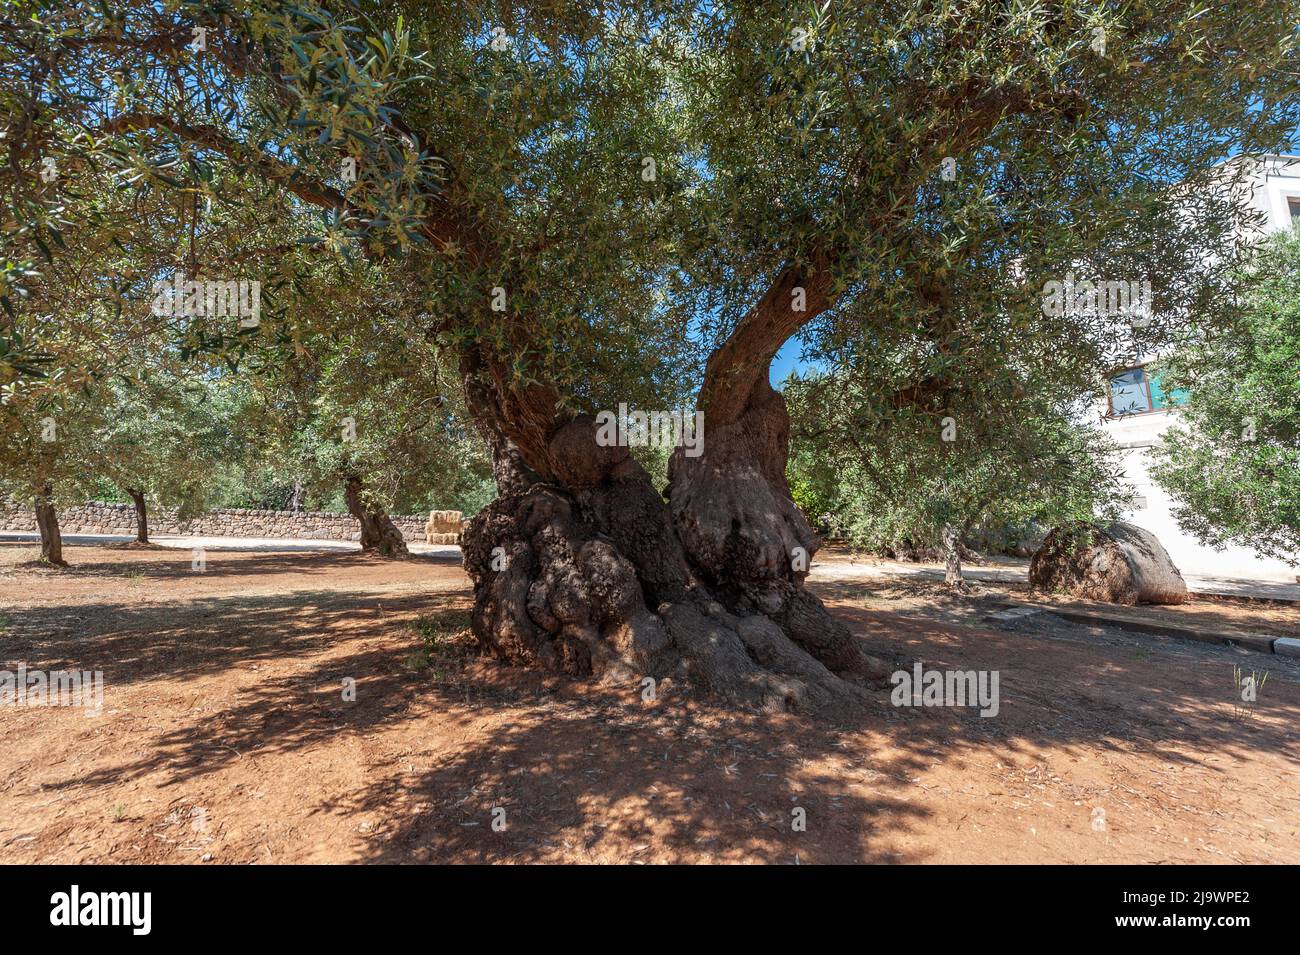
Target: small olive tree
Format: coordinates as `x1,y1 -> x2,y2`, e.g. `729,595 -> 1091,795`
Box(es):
1150,230 -> 1300,565
788,374 -> 1131,587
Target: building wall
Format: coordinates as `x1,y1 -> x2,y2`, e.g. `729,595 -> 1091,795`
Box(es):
1092,155 -> 1299,582
1099,410 -> 1296,581
1249,155 -> 1300,232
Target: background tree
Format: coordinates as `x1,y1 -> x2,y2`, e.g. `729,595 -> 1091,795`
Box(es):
0,387 -> 105,564
787,374 -> 1132,588
0,123 -> 348,555
226,253 -> 494,556
95,371 -> 238,542
1149,229 -> 1300,566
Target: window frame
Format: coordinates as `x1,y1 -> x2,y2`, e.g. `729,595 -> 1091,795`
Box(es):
1106,365 -> 1161,418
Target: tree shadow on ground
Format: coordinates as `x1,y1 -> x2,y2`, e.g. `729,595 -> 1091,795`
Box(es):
1,587 -> 465,685
331,611 -> 1300,862
812,573 -> 1300,640
341,689 -> 940,863
6,569 -> 1299,863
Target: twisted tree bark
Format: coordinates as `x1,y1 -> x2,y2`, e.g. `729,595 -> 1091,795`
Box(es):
126,487 -> 149,543
344,475 -> 409,558
942,524 -> 964,589
460,270 -> 901,712
462,416 -> 892,712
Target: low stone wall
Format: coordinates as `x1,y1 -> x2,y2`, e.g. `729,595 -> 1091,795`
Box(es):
0,501 -> 437,544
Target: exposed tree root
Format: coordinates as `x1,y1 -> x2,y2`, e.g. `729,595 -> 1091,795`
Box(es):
462,409 -> 900,713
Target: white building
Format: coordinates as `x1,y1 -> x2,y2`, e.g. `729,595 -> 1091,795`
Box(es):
1097,155 -> 1300,582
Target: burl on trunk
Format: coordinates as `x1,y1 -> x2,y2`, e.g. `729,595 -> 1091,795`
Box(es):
462,374 -> 897,712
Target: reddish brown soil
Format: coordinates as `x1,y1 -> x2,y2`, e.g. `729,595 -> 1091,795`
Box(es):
2,540 -> 1298,864
814,548 -> 1300,636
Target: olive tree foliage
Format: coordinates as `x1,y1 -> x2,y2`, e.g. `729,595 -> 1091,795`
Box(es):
94,371 -> 241,540
0,114 -> 376,555
308,339 -> 493,519
0,386 -> 103,563
0,148 -> 188,561
234,268 -> 495,528
0,35 -> 490,545
1149,228 -> 1300,566
1,0 -> 694,400
786,372 -> 1131,585
3,0 -> 1297,705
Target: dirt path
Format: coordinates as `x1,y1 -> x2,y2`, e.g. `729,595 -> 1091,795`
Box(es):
812,550 -> 1300,638
2,541 -> 1298,864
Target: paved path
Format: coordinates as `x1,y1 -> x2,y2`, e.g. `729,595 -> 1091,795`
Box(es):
814,555 -> 1300,602
0,531 -> 462,559
6,531 -> 1297,601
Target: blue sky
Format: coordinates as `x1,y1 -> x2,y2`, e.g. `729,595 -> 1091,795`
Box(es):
770,330 -> 831,388
769,335 -> 808,387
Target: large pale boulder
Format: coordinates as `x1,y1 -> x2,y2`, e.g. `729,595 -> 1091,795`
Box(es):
1029,521 -> 1188,605
425,509 -> 463,545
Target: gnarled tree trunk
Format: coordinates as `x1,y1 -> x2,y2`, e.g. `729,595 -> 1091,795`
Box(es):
344,475 -> 409,558
126,487 -> 149,543
34,483 -> 66,567
463,418 -> 892,713
666,376 -> 888,678
459,267 -> 901,712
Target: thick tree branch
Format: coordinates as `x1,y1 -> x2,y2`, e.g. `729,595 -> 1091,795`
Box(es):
95,113 -> 351,212
697,251 -> 836,424
697,79 -> 1079,426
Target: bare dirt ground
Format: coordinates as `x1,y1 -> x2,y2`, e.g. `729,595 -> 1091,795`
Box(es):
813,549 -> 1300,638
2,540 -> 1298,864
